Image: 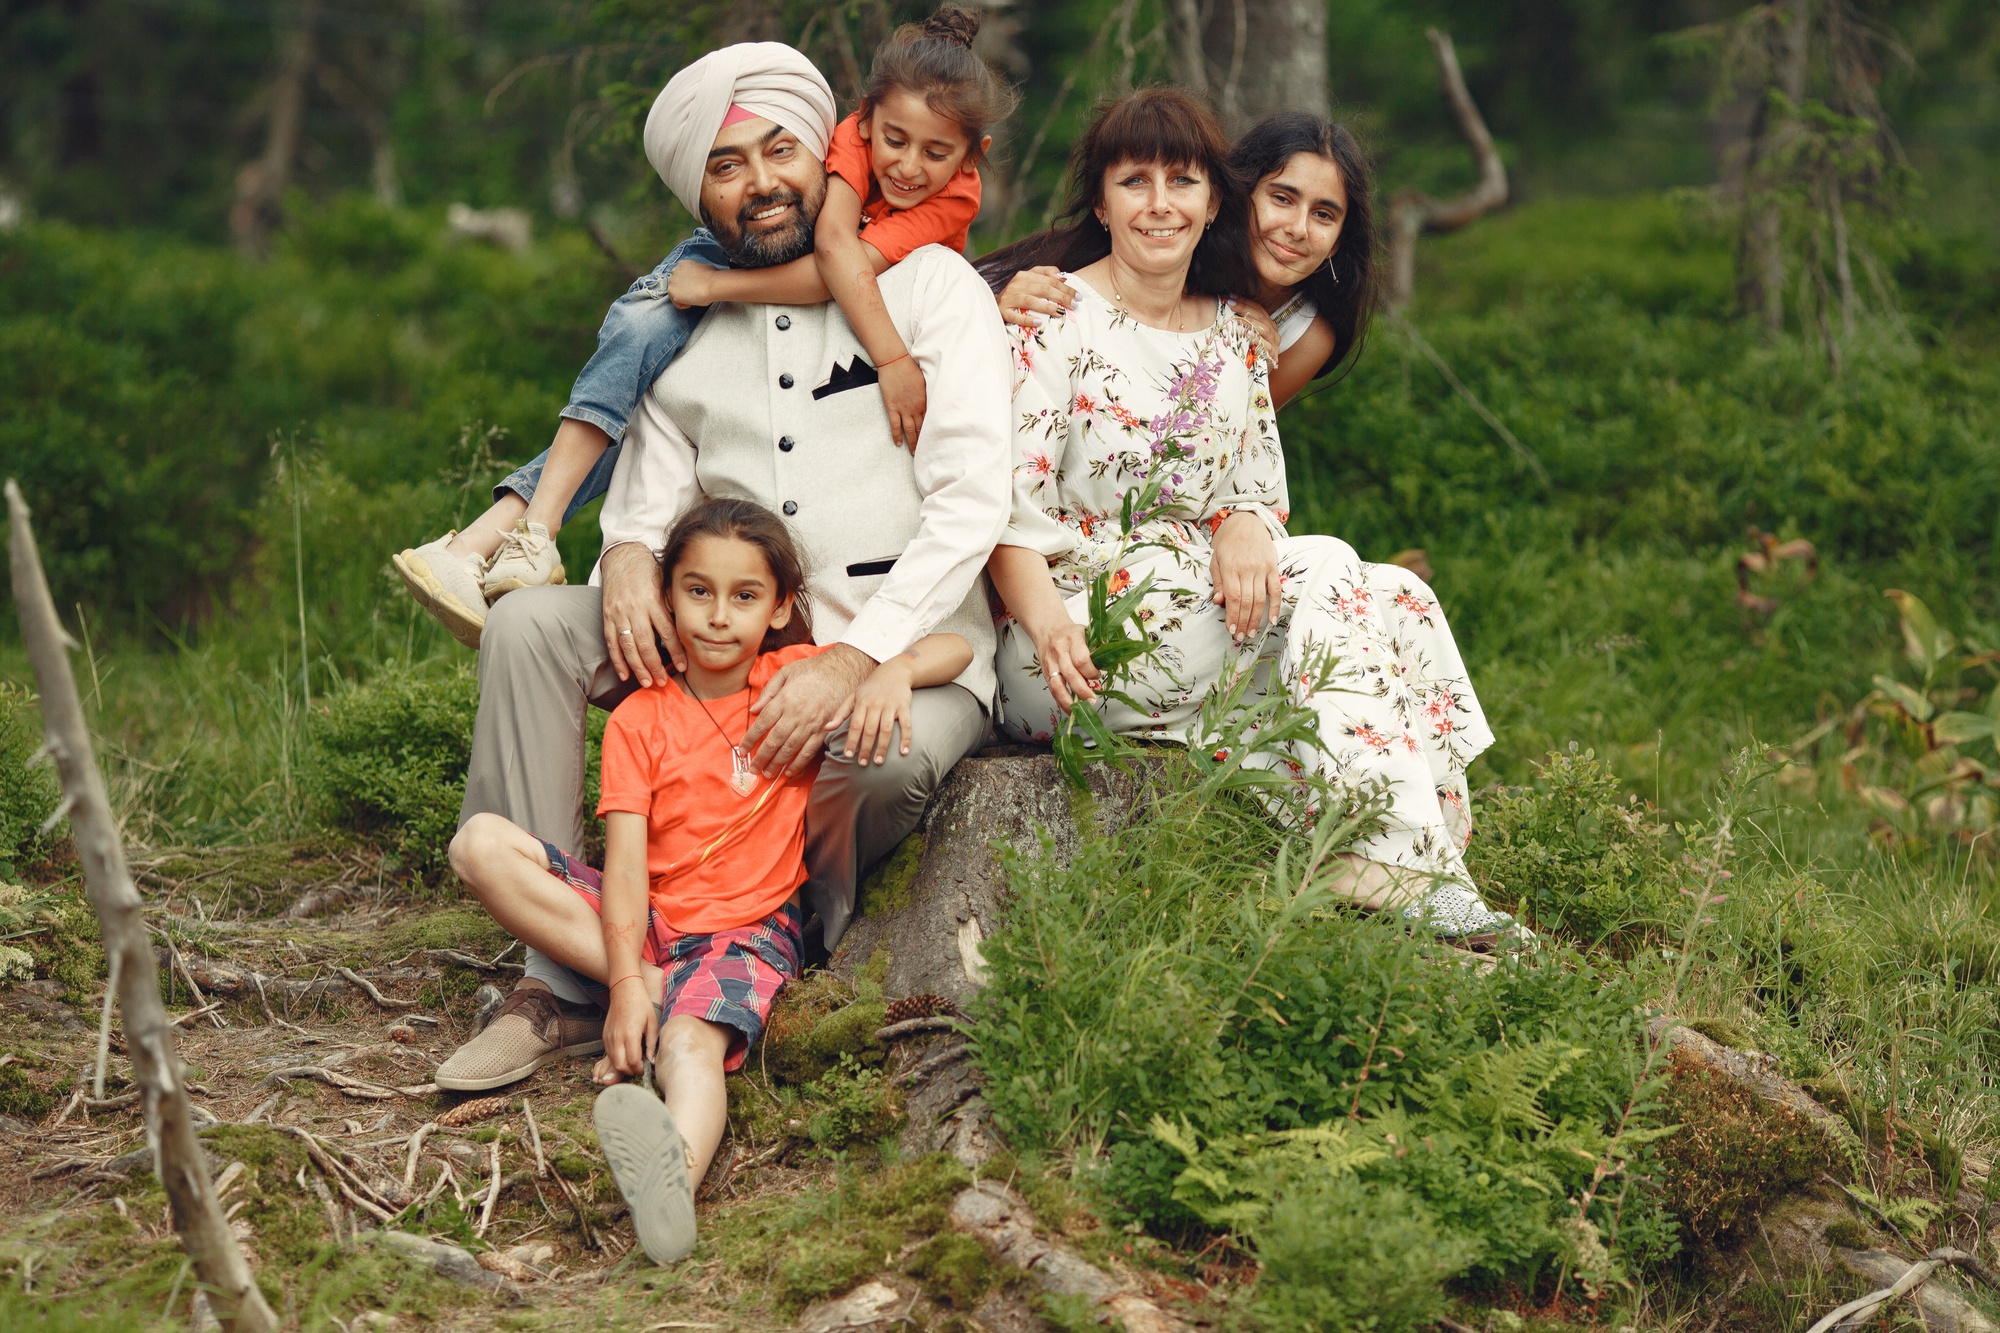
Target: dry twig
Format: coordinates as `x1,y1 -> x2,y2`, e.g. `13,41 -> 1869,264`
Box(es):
7,482 -> 276,1332
335,966 -> 419,1009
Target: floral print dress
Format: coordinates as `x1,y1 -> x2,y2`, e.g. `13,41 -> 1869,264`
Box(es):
994,281 -> 1500,901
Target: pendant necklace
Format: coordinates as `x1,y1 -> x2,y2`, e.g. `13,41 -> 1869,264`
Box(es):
682,680 -> 758,796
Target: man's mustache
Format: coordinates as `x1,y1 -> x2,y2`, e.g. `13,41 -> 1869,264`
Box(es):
735,189 -> 804,229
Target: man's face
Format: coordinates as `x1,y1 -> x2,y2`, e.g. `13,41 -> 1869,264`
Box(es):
699,118 -> 827,268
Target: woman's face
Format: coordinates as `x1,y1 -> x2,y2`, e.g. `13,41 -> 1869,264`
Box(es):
1095,158 -> 1219,279
1247,151 -> 1348,294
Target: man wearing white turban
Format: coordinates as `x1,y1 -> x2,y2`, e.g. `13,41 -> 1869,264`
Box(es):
439,45 -> 1012,1255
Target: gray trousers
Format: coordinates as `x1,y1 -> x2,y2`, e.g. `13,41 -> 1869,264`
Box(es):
458,586 -> 987,996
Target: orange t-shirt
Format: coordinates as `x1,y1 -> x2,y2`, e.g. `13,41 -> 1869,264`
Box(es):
596,642 -> 830,933
823,110 -> 982,263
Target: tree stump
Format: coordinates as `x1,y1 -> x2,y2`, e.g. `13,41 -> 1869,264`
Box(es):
829,749 -> 1143,1006
828,749 -> 1145,1167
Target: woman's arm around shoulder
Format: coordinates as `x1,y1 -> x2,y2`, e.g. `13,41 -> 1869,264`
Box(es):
1268,314 -> 1336,411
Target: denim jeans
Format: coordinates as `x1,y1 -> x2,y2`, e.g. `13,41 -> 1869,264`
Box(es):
494,227 -> 731,521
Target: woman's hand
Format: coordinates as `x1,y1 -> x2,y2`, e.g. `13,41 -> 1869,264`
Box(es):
843,656 -> 918,765
878,356 -> 928,451
598,973 -> 658,1083
1232,299 -> 1282,363
666,261 -> 718,310
1209,511 -> 1283,641
1029,617 -> 1102,713
996,266 -> 1076,331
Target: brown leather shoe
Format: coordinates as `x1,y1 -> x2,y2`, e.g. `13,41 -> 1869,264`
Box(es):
436,985 -> 604,1091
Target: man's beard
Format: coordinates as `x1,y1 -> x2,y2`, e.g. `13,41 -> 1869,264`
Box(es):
703,173 -> 826,268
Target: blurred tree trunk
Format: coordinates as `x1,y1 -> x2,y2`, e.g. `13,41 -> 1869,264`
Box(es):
1736,0 -> 1810,334
1201,0 -> 1327,132
230,0 -> 320,255
1385,30 -> 1507,308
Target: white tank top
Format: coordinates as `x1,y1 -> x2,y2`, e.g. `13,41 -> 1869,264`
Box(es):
1272,293 -> 1319,353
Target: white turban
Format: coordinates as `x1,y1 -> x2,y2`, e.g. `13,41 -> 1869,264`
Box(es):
644,43 -> 839,220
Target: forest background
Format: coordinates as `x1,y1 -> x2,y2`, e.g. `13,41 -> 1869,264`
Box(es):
4,0 -> 2000,1329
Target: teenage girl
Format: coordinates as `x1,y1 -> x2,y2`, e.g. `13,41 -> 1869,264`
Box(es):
448,497 -> 971,1264
991,110 -> 1378,411
393,5 -> 1017,651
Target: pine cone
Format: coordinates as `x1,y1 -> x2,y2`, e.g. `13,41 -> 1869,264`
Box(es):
884,994 -> 957,1025
439,1094 -> 511,1128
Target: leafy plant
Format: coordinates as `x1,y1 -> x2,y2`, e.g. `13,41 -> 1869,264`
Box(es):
0,683 -> 58,878
307,663 -> 480,873
805,1053 -> 903,1150
1469,747 -> 1683,946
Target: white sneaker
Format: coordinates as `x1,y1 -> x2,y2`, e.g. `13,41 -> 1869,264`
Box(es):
392,532 -> 489,650
482,521 -> 566,601
594,1083 -> 697,1264
1403,882 -> 1535,951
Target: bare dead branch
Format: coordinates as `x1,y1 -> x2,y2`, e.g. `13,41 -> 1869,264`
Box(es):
335,965 -> 419,1008
6,481 -> 278,1333
1386,30 -> 1509,308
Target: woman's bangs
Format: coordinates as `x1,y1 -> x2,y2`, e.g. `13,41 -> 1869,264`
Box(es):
1092,94 -> 1226,178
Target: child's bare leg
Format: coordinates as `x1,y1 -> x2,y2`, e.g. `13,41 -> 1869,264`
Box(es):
449,813 -> 664,994
656,1016 -> 732,1183
523,418 -> 613,534
446,492 -> 527,561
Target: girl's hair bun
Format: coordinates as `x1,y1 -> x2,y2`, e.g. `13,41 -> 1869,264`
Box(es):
921,4 -> 982,49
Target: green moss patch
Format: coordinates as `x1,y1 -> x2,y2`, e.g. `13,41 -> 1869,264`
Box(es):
1649,1051 -> 1823,1245
762,971 -> 887,1085
857,832 -> 926,918
903,1232 -> 999,1308
199,1124 -> 329,1264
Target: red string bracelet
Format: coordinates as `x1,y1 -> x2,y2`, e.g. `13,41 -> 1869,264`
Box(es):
877,351 -> 911,369
608,974 -> 647,993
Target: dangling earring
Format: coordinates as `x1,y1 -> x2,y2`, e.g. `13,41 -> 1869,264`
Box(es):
1326,256 -> 1340,285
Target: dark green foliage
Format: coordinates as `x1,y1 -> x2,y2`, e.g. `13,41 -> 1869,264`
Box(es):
806,1053 -> 904,1150
0,684 -> 57,878
1469,747 -> 1682,945
1249,1176 -> 1477,1333
970,761 -> 1671,1295
308,662 -> 478,873
0,880 -> 104,1002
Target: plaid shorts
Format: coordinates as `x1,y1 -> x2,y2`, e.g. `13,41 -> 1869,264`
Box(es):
541,841 -> 803,1071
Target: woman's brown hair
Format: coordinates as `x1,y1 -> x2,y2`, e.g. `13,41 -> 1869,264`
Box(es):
659,497 -> 814,653
976,87 -> 1254,298
862,5 -> 1020,167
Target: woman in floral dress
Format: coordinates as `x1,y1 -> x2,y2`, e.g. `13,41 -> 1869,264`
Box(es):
977,88 -> 1517,941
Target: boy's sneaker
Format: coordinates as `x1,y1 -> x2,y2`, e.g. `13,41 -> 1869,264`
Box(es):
393,532 -> 490,650
483,521 -> 565,601
595,1082 -> 697,1265
435,985 -> 605,1091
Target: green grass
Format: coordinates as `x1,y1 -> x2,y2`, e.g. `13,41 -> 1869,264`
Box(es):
4,188 -> 1999,1327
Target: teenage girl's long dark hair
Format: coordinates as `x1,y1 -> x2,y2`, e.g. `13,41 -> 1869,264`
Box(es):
1228,110 -> 1378,384
975,87 -> 1254,299
659,497 -> 814,652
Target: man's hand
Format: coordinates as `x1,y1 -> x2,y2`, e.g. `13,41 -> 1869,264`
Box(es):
746,643 -> 875,777
1209,511 -> 1283,641
666,261 -> 718,310
600,542 -> 683,687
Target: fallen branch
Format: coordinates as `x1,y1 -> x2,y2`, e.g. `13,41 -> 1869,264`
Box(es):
874,1016 -> 961,1042
476,1139 -> 503,1238
172,1002 -> 227,1028
426,947 -> 527,974
1805,1246 -> 1994,1333
405,1121 -> 438,1190
260,1065 -> 406,1100
335,966 -> 419,1009
8,482 -> 276,1332
523,1101 -> 548,1178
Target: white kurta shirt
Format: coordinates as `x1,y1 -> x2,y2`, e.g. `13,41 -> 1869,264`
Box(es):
597,244 -> 1011,705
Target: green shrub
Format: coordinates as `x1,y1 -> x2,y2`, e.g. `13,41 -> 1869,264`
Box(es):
805,1053 -> 903,1150
308,663 -> 478,873
1469,748 -> 1682,946
0,683 -> 57,878
970,761 -> 1670,1292
1249,1176 -> 1477,1333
